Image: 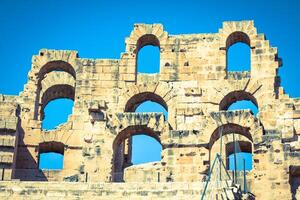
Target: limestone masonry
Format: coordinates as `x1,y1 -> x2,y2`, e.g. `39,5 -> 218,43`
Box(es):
0,20 -> 299,199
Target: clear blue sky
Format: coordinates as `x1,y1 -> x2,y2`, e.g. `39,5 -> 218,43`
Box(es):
1,0 -> 299,169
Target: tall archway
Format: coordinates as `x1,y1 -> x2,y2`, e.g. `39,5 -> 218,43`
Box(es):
209,124 -> 254,187
135,34 -> 160,74
40,84 -> 75,130
226,31 -> 251,72
123,92 -> 167,168
34,61 -> 76,121
112,126 -> 162,182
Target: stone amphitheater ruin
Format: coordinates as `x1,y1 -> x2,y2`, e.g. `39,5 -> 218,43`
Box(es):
0,20 -> 299,199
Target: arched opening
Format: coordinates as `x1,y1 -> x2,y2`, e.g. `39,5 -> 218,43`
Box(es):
135,34 -> 160,74
123,92 -> 167,169
125,92 -> 168,113
226,141 -> 253,171
34,61 -> 76,120
112,126 -> 162,182
38,61 -> 76,80
131,135 -> 162,164
209,124 -> 253,163
209,124 -> 253,189
131,101 -> 166,165
42,98 -> 74,130
219,90 -> 258,115
40,84 -> 75,130
38,142 -> 64,170
226,32 -> 251,72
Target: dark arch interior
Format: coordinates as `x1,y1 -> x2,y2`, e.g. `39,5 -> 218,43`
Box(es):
38,61 -> 76,80
39,141 -> 65,155
38,142 -> 65,170
226,140 -> 253,171
135,34 -> 160,74
40,84 -> 75,123
34,61 -> 76,121
135,34 -> 160,53
226,140 -> 252,156
112,126 -> 162,182
125,92 -> 168,113
226,31 -> 250,48
209,123 -> 253,149
219,90 -> 258,111
113,126 -> 161,151
226,32 -> 251,72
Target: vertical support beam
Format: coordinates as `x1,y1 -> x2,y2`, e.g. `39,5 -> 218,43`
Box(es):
233,133 -> 237,184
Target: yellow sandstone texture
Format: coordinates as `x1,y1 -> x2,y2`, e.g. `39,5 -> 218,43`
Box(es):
0,20 -> 299,199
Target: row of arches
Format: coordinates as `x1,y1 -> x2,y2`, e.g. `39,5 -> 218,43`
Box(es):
37,122 -> 254,181
39,93 -> 257,184
136,31 -> 252,75
36,32 -> 254,127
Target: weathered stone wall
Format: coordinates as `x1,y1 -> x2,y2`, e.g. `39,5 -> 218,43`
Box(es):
0,181 -> 204,200
0,20 -> 299,199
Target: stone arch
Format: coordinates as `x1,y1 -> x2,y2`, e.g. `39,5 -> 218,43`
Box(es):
111,125 -> 163,182
125,24 -> 168,53
31,49 -> 78,80
207,110 -> 263,145
122,24 -> 169,78
125,92 -> 168,113
113,125 -> 162,151
39,84 -> 75,121
21,50 -> 78,120
37,60 -> 76,80
225,31 -> 251,49
209,123 -> 253,149
134,34 -> 160,54
38,141 -> 65,155
218,21 -> 257,75
201,79 -> 265,112
120,82 -> 176,125
209,127 -> 254,171
41,71 -> 75,91
219,21 -> 257,49
219,90 -> 258,111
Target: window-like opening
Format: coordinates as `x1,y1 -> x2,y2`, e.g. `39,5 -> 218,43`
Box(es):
125,92 -> 168,113
220,91 -> 258,115
35,61 -> 76,120
209,125 -> 253,192
39,152 -> 64,170
130,101 -> 166,165
112,127 -> 161,182
228,152 -> 252,171
228,100 -> 258,115
136,34 -> 160,74
132,134 -> 162,165
226,141 -> 253,171
38,142 -> 64,170
225,31 -> 251,72
137,45 -> 160,73
227,42 -> 250,71
42,98 -> 74,130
